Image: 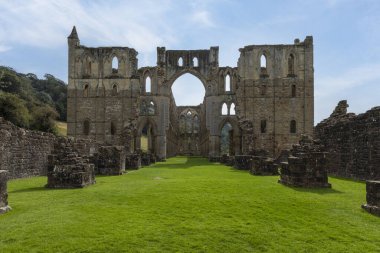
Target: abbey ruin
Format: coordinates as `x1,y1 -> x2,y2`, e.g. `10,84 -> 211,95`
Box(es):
66,27 -> 314,160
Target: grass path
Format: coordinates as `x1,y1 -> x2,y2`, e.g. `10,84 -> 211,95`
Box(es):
0,157 -> 379,252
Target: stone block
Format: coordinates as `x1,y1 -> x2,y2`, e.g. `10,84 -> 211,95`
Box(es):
126,154 -> 141,169
93,146 -> 126,175
234,155 -> 252,170
362,180 -> 380,216
0,170 -> 11,214
251,156 -> 279,175
278,136 -> 331,188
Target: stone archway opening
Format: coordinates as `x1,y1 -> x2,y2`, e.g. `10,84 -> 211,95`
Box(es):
140,123 -> 154,154
221,122 -> 234,156
171,73 -> 205,106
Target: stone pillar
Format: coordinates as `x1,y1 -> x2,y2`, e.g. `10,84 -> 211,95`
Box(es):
156,135 -> 166,161
362,181 -> 380,216
209,135 -> 219,158
0,170 -> 11,214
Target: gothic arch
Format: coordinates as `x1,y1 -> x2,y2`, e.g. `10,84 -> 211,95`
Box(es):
165,68 -> 208,89
218,117 -> 241,136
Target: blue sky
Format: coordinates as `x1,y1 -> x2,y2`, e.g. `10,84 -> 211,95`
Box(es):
0,0 -> 379,124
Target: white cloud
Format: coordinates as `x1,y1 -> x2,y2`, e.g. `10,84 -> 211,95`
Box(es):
0,45 -> 11,52
189,10 -> 215,28
0,0 -> 176,54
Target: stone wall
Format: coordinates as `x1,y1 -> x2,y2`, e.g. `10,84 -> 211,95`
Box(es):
315,101 -> 380,180
47,138 -> 95,188
0,117 -> 99,179
0,117 -> 56,179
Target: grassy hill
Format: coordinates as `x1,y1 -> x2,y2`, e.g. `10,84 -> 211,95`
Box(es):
1,157 -> 379,252
0,66 -> 67,134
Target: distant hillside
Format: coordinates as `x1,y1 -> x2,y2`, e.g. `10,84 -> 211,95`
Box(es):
0,66 -> 67,134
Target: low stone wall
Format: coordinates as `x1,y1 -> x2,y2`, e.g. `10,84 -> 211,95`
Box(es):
0,170 -> 11,214
362,181 -> 380,216
0,117 -> 56,179
279,136 -> 331,188
209,156 -> 221,163
46,138 -> 95,188
251,156 -> 278,175
92,146 -> 126,175
126,154 -> 141,169
234,155 -> 252,170
315,101 -> 380,180
0,117 -> 99,179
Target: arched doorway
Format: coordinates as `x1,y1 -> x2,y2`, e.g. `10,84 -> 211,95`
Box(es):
138,121 -> 155,154
220,122 -> 234,156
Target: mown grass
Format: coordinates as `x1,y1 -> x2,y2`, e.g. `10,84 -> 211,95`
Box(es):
55,121 -> 67,136
1,157 -> 379,252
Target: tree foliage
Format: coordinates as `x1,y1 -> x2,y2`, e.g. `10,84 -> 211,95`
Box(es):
0,66 -> 67,133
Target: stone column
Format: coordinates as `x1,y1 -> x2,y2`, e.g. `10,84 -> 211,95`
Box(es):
0,170 -> 11,214
362,181 -> 380,216
156,135 -> 166,161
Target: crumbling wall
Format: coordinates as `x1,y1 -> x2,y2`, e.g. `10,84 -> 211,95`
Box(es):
0,117 -> 99,179
315,101 -> 380,180
0,117 -> 56,179
47,138 -> 95,188
279,136 -> 330,188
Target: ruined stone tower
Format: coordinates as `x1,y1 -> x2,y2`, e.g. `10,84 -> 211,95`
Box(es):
67,26 -> 314,160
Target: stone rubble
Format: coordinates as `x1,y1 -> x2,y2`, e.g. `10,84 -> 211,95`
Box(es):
279,135 -> 331,188
46,138 -> 95,188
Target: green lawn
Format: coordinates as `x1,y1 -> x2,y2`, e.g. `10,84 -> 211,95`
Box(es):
1,157 -> 379,253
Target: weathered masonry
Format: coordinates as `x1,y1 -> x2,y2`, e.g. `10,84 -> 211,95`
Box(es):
67,26 -> 314,160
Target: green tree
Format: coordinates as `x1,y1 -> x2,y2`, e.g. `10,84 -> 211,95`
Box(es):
0,92 -> 30,128
30,106 -> 59,134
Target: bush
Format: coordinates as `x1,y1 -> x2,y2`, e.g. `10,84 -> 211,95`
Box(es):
30,106 -> 59,134
0,92 -> 30,128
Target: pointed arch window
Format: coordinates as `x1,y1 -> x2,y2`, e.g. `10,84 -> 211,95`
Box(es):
83,84 -> 89,97
112,84 -> 118,96
261,120 -> 267,133
178,57 -> 183,67
193,115 -> 199,133
193,57 -> 198,67
148,101 -> 155,115
260,54 -> 269,78
145,76 -> 151,93
87,61 -> 91,75
291,84 -> 296,98
288,54 -> 295,77
225,74 -> 231,92
83,120 -> 90,135
260,54 -> 267,68
221,103 -> 228,115
230,103 -> 236,115
112,56 -> 119,73
111,122 -> 116,135
290,120 -> 297,134
261,85 -> 267,96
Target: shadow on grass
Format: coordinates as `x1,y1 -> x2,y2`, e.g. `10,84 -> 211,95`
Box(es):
283,184 -> 343,195
10,185 -> 82,194
9,186 -> 48,194
152,156 -> 216,169
329,176 -> 366,184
